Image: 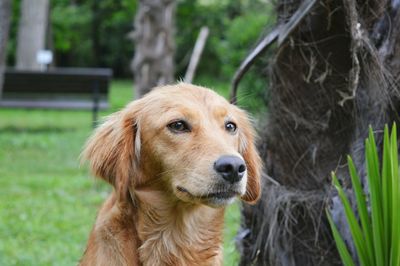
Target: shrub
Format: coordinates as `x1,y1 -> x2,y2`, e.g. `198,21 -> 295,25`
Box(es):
327,125 -> 400,266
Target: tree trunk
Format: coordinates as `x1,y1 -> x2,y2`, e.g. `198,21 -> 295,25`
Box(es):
16,0 -> 49,70
0,0 -> 12,97
239,0 -> 400,265
132,0 -> 176,99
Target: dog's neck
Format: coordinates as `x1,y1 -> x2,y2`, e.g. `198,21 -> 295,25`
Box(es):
133,188 -> 225,266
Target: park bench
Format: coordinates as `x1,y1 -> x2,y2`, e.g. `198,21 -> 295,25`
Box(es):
0,68 -> 112,126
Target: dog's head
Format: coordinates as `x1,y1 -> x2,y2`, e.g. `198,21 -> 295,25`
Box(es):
83,83 -> 262,207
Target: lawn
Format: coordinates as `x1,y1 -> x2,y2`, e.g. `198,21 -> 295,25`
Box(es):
0,80 -> 240,265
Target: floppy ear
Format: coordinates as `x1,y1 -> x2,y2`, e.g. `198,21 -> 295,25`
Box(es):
238,112 -> 262,204
82,103 -> 141,200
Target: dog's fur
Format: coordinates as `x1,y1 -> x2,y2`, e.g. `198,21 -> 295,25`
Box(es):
79,83 -> 262,266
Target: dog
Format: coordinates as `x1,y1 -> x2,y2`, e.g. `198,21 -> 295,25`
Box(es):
79,83 -> 262,266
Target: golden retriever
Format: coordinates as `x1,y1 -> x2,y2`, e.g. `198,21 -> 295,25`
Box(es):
79,83 -> 261,266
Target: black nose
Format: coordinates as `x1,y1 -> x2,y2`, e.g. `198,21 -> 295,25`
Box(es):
214,155 -> 246,184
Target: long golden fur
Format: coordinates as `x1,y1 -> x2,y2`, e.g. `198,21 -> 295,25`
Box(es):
79,83 -> 262,266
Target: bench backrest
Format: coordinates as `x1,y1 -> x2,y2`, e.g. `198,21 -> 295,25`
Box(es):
2,68 -> 112,99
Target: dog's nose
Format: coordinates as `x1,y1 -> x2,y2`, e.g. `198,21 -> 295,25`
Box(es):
214,155 -> 246,183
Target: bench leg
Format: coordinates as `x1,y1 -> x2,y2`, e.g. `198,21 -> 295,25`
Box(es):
92,80 -> 100,128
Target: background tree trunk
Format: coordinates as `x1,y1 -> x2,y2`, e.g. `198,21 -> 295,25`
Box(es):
16,0 -> 49,70
238,0 -> 400,265
0,0 -> 12,96
132,0 -> 176,99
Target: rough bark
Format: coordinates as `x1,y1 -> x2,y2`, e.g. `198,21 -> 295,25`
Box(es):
0,0 -> 12,97
238,0 -> 400,265
16,0 -> 49,70
132,0 -> 176,99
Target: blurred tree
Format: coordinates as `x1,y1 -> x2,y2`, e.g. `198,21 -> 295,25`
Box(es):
238,0 -> 400,265
0,0 -> 12,96
132,0 -> 176,98
16,0 -> 49,70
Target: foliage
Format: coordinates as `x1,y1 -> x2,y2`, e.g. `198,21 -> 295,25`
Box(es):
7,0 -> 273,111
51,0 -> 137,76
51,3 -> 91,52
7,0 -> 136,76
176,0 -> 274,112
327,125 -> 400,266
0,80 -> 240,266
8,0 -> 273,82
51,2 -> 93,65
5,0 -> 21,66
6,0 -> 275,112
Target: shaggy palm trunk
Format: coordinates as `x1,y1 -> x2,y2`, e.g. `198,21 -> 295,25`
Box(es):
239,0 -> 400,265
132,0 -> 175,99
16,0 -> 49,70
0,0 -> 12,96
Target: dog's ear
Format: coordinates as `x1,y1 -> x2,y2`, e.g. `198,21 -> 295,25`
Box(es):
82,102 -> 141,200
238,112 -> 262,204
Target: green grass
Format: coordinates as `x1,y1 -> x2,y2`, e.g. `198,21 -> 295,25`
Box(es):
0,80 -> 240,265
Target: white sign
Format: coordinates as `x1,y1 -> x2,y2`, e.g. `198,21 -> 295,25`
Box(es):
36,50 -> 53,65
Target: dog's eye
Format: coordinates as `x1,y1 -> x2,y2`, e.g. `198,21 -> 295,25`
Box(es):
168,120 -> 191,133
225,121 -> 237,133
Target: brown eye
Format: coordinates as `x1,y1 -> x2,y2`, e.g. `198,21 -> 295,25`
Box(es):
167,120 -> 191,133
225,121 -> 237,133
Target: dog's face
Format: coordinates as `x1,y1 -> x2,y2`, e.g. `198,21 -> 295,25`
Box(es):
83,84 -> 262,207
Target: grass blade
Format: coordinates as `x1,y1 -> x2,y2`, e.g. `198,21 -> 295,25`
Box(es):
390,124 -> 400,266
382,125 -> 391,263
326,210 -> 356,266
332,173 -> 369,266
366,129 -> 384,265
347,156 -> 374,265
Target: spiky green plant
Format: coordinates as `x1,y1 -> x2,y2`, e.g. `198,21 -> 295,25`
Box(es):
327,124 -> 400,266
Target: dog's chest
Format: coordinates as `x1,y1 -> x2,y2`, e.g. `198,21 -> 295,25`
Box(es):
137,211 -> 223,266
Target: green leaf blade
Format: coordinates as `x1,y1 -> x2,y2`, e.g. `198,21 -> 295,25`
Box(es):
347,156 -> 374,265
326,210 -> 356,266
390,124 -> 400,266
366,129 -> 385,266
382,125 -> 391,263
332,173 -> 369,266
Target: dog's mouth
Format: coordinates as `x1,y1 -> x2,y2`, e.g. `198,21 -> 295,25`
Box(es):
199,191 -> 239,199
176,186 -> 240,205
